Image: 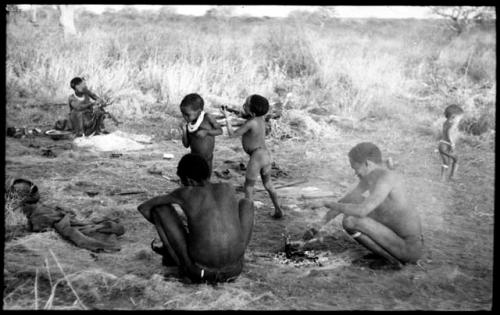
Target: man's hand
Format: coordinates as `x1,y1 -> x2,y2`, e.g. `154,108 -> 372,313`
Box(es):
323,208 -> 341,223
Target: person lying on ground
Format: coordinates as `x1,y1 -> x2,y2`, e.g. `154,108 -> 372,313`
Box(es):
438,104 -> 464,181
178,93 -> 223,177
305,142 -> 423,269
221,94 -> 284,219
68,77 -> 107,137
137,154 -> 254,284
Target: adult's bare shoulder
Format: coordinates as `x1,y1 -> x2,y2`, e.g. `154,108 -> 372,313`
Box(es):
372,168 -> 400,187
214,182 -> 236,194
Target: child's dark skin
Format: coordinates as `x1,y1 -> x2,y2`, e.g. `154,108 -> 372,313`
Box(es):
179,106 -> 222,176
222,96 -> 283,219
137,155 -> 254,284
438,113 -> 463,181
68,80 -> 104,136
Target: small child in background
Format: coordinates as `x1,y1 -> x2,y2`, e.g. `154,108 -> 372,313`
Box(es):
179,93 -> 223,177
68,77 -> 106,136
438,104 -> 464,181
222,94 -> 283,219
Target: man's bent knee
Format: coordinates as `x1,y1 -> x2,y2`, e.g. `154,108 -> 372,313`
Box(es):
342,215 -> 358,233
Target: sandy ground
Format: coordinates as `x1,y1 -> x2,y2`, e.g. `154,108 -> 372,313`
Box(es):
3,116 -> 494,310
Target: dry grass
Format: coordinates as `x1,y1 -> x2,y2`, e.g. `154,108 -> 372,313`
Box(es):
4,7 -> 495,311
6,9 -> 495,135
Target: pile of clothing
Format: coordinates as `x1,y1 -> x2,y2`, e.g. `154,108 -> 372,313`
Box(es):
6,177 -> 125,252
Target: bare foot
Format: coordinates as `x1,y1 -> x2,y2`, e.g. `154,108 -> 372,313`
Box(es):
270,211 -> 283,219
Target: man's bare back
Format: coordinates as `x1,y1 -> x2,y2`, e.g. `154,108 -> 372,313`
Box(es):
138,154 -> 254,283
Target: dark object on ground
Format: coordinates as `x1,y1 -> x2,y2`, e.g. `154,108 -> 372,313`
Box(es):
148,165 -> 163,175
45,129 -> 72,140
109,190 -> 146,196
283,234 -> 319,263
110,153 -> 123,158
214,169 -> 232,180
41,148 -> 57,157
6,177 -> 125,252
303,228 -> 319,241
86,191 -> 99,197
7,127 -> 43,138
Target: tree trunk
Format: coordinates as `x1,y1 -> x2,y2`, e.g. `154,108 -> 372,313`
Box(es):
29,5 -> 37,24
58,5 -> 77,37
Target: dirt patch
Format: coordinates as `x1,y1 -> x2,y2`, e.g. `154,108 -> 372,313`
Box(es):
3,119 -> 494,310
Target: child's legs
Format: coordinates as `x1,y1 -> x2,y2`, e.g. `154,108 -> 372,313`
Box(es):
244,152 -> 264,200
261,164 -> 283,218
448,151 -> 459,178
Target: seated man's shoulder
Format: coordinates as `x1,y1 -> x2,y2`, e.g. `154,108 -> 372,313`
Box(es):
373,168 -> 400,183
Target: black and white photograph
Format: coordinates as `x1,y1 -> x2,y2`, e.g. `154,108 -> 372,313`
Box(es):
3,4 -> 495,310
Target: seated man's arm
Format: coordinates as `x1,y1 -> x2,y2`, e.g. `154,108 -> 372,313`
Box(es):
326,173 -> 393,218
338,180 -> 368,204
137,189 -> 185,223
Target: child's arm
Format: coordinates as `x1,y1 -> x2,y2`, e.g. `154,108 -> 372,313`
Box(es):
69,97 -> 93,111
204,113 -> 223,136
443,121 -> 456,148
85,89 -> 103,103
179,122 -> 190,148
222,107 -> 253,138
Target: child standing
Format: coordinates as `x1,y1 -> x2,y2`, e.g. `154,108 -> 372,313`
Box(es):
222,94 -> 283,219
438,104 -> 464,181
179,93 -> 223,177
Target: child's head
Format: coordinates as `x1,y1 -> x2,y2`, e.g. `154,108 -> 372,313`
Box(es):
444,104 -> 464,123
180,93 -> 204,123
177,153 -> 210,186
70,77 -> 87,93
243,94 -> 269,117
348,142 -> 383,179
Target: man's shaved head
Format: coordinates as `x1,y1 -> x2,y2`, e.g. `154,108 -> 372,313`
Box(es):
177,153 -> 210,183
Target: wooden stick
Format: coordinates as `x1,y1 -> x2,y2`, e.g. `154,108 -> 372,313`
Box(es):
255,179 -> 308,192
300,194 -> 336,200
275,179 -> 308,189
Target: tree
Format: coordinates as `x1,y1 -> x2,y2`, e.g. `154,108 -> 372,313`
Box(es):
205,6 -> 234,18
288,7 -> 337,28
430,6 -> 496,34
57,5 -> 77,37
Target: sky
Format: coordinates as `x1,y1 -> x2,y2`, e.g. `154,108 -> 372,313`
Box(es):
17,5 -> 437,19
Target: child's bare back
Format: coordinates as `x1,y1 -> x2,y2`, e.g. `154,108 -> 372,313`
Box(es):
222,94 -> 283,219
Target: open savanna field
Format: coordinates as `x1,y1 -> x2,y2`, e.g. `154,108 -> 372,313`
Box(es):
4,6 -> 496,310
